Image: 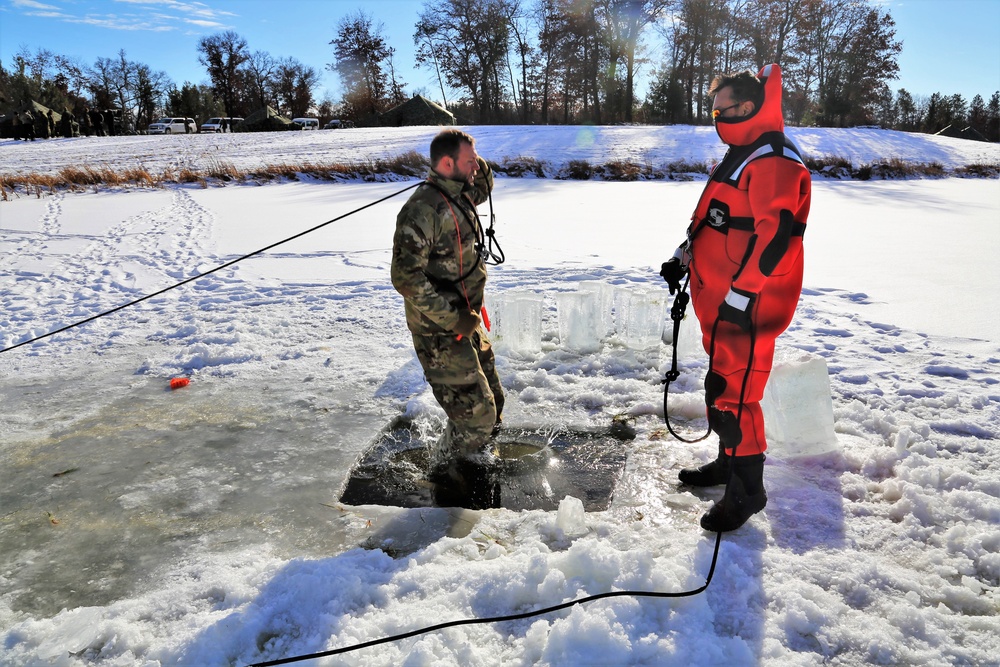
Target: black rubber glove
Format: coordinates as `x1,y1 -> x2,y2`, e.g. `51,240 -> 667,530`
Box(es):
717,287 -> 756,332
659,258 -> 687,295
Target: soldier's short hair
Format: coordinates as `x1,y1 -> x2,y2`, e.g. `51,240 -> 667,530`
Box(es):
709,70 -> 764,108
430,129 -> 476,167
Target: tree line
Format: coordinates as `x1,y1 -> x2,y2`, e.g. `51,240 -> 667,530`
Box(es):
1,0 -> 997,141
0,36 -> 323,132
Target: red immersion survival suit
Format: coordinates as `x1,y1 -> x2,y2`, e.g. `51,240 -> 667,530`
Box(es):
686,64 -> 812,456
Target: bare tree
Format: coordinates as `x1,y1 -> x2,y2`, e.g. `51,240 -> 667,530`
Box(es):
738,0 -> 800,70
501,0 -> 539,122
88,56 -> 116,109
535,0 -> 567,123
197,31 -> 250,117
273,57 -> 319,118
598,0 -> 672,122
245,50 -> 276,110
134,63 -> 171,129
330,10 -> 398,119
670,0 -> 728,123
415,23 -> 450,108
415,0 -> 512,123
536,0 -> 606,123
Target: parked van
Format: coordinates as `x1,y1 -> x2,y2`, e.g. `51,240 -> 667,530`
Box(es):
148,117 -> 196,134
200,117 -> 243,133
292,118 -> 319,131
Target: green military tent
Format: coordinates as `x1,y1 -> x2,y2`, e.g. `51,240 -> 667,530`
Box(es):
0,100 -> 63,139
233,106 -> 297,132
379,95 -> 455,127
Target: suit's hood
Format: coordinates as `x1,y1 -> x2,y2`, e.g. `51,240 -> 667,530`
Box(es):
714,64 -> 784,146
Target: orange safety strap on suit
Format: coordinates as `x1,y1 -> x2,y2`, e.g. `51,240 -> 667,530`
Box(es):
437,191 -> 492,338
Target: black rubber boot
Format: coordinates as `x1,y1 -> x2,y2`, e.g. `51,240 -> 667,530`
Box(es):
678,442 -> 730,487
700,454 -> 767,532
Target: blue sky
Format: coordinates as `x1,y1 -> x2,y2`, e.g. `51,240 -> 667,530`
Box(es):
1,0 -> 998,108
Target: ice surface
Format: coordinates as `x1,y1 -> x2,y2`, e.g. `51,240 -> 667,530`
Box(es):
0,372 -> 388,619
34,607 -> 104,660
761,347 -> 839,457
2,130 -> 999,667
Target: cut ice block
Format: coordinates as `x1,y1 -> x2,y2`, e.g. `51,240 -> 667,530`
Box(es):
489,290 -> 543,355
617,288 -> 667,350
557,291 -> 602,353
761,347 -> 839,457
557,496 -> 588,536
579,280 -> 614,336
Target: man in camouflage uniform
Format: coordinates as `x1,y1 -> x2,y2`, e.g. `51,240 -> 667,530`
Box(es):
391,129 -> 504,479
79,106 -> 92,136
22,110 -> 36,141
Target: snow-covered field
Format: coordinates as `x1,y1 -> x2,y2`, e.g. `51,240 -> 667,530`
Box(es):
1,127 -> 998,666
4,124 -> 999,179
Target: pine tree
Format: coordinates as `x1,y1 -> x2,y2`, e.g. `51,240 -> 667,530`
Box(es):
986,91 -> 1000,142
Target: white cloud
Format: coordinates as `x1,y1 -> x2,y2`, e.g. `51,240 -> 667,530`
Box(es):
72,16 -> 175,31
114,0 -> 237,21
185,18 -> 224,28
12,0 -> 60,9
9,0 -> 236,33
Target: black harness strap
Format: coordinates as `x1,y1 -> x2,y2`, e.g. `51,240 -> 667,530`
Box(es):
420,179 -> 505,287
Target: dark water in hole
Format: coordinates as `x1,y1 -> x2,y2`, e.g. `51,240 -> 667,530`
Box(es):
339,418 -> 630,512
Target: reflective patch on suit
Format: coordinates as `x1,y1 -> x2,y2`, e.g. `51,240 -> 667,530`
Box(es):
706,199 -> 730,228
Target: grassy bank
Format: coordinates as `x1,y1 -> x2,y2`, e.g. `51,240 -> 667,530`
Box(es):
2,152 -> 997,200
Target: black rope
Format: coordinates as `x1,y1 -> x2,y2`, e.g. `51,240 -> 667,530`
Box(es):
246,531 -> 723,667
662,278 -> 711,443
481,189 -> 505,266
0,181 -> 423,355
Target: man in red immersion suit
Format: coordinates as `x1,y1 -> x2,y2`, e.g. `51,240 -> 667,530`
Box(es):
660,64 -> 811,532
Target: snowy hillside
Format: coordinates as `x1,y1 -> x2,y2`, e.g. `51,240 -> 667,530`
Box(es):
0,126 -> 998,666
3,124 -> 999,181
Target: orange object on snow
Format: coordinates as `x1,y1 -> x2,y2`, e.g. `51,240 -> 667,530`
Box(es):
169,377 -> 190,390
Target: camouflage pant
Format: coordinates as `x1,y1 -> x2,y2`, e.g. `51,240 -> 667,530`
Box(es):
412,328 -> 505,459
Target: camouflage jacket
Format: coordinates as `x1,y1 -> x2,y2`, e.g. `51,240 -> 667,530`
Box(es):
391,158 -> 494,335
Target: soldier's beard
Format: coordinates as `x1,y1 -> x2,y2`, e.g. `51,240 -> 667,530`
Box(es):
449,169 -> 475,185
441,161 -> 476,185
